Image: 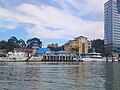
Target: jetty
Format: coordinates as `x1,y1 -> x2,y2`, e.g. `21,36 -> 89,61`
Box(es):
41,55 -> 76,62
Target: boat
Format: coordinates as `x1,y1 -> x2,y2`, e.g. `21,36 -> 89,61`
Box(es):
82,52 -> 105,62
27,54 -> 43,62
0,57 -> 7,61
105,56 -> 119,62
0,52 -> 43,62
73,55 -> 84,62
6,52 -> 28,61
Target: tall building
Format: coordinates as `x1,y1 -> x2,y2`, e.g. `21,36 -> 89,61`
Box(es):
104,0 -> 120,55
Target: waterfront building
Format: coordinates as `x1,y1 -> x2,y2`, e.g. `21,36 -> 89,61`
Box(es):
42,50 -> 74,61
64,36 -> 90,55
88,40 -> 92,49
14,48 -> 34,54
64,40 -> 78,55
75,36 -> 88,54
14,48 -> 52,55
104,0 -> 120,56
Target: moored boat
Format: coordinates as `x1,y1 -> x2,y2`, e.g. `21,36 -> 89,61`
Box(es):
6,52 -> 28,61
0,52 -> 43,62
82,52 -> 105,62
73,55 -> 84,62
27,55 -> 43,62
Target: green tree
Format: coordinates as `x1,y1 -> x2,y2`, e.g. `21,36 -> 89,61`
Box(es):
0,40 -> 7,49
7,36 -> 20,51
26,37 -> 42,48
18,39 -> 26,48
91,39 -> 104,54
47,45 -> 64,51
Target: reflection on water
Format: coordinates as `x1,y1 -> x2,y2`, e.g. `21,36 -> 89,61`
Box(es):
0,62 -> 120,90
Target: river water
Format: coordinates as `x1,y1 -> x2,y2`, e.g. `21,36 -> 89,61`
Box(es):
0,62 -> 120,90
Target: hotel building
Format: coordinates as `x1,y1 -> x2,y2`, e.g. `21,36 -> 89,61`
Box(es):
64,36 -> 91,55
104,0 -> 120,55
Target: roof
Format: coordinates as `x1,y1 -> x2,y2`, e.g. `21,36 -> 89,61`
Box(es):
33,43 -> 39,46
36,48 -> 51,54
14,48 -> 34,52
55,50 -> 70,54
75,36 -> 88,39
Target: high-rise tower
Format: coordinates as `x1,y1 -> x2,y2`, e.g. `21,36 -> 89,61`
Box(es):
104,0 -> 120,55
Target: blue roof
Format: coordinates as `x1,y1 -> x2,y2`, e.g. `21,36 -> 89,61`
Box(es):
36,48 -> 51,54
55,50 -> 70,54
33,43 -> 38,46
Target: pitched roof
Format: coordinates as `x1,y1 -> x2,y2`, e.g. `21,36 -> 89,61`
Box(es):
75,36 -> 88,39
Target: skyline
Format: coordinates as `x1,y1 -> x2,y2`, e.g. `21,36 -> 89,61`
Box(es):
0,0 -> 107,45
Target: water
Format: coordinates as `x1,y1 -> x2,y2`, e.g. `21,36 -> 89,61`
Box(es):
0,62 -> 120,90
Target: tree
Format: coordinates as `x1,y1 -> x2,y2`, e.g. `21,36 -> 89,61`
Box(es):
47,45 -> 64,51
26,37 -> 42,48
91,39 -> 104,54
18,39 -> 26,48
7,36 -> 20,51
0,40 -> 7,49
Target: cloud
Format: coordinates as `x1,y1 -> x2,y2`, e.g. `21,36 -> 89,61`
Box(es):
22,3 -> 104,39
51,0 -> 108,17
0,0 -> 106,41
0,18 -> 18,30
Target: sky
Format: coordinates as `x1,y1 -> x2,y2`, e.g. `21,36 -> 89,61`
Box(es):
0,0 -> 107,46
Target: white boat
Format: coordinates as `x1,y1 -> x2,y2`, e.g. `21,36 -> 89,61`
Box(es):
82,52 -> 105,62
105,56 -> 119,62
0,52 -> 43,62
27,55 -> 43,61
6,52 -> 28,61
0,57 -> 7,61
73,55 -> 84,62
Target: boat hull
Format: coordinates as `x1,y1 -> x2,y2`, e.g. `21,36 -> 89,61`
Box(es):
82,58 -> 105,62
0,56 -> 43,62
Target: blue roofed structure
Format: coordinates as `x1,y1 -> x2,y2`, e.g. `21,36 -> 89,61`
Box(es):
55,50 -> 70,55
35,48 -> 51,55
33,43 -> 38,46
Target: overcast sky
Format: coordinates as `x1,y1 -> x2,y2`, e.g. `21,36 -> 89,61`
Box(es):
0,0 -> 107,46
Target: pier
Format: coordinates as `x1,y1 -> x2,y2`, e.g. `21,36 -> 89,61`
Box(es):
41,55 -> 75,61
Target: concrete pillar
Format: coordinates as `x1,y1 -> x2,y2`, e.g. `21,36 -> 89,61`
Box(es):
59,56 -> 60,60
65,56 -> 67,60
